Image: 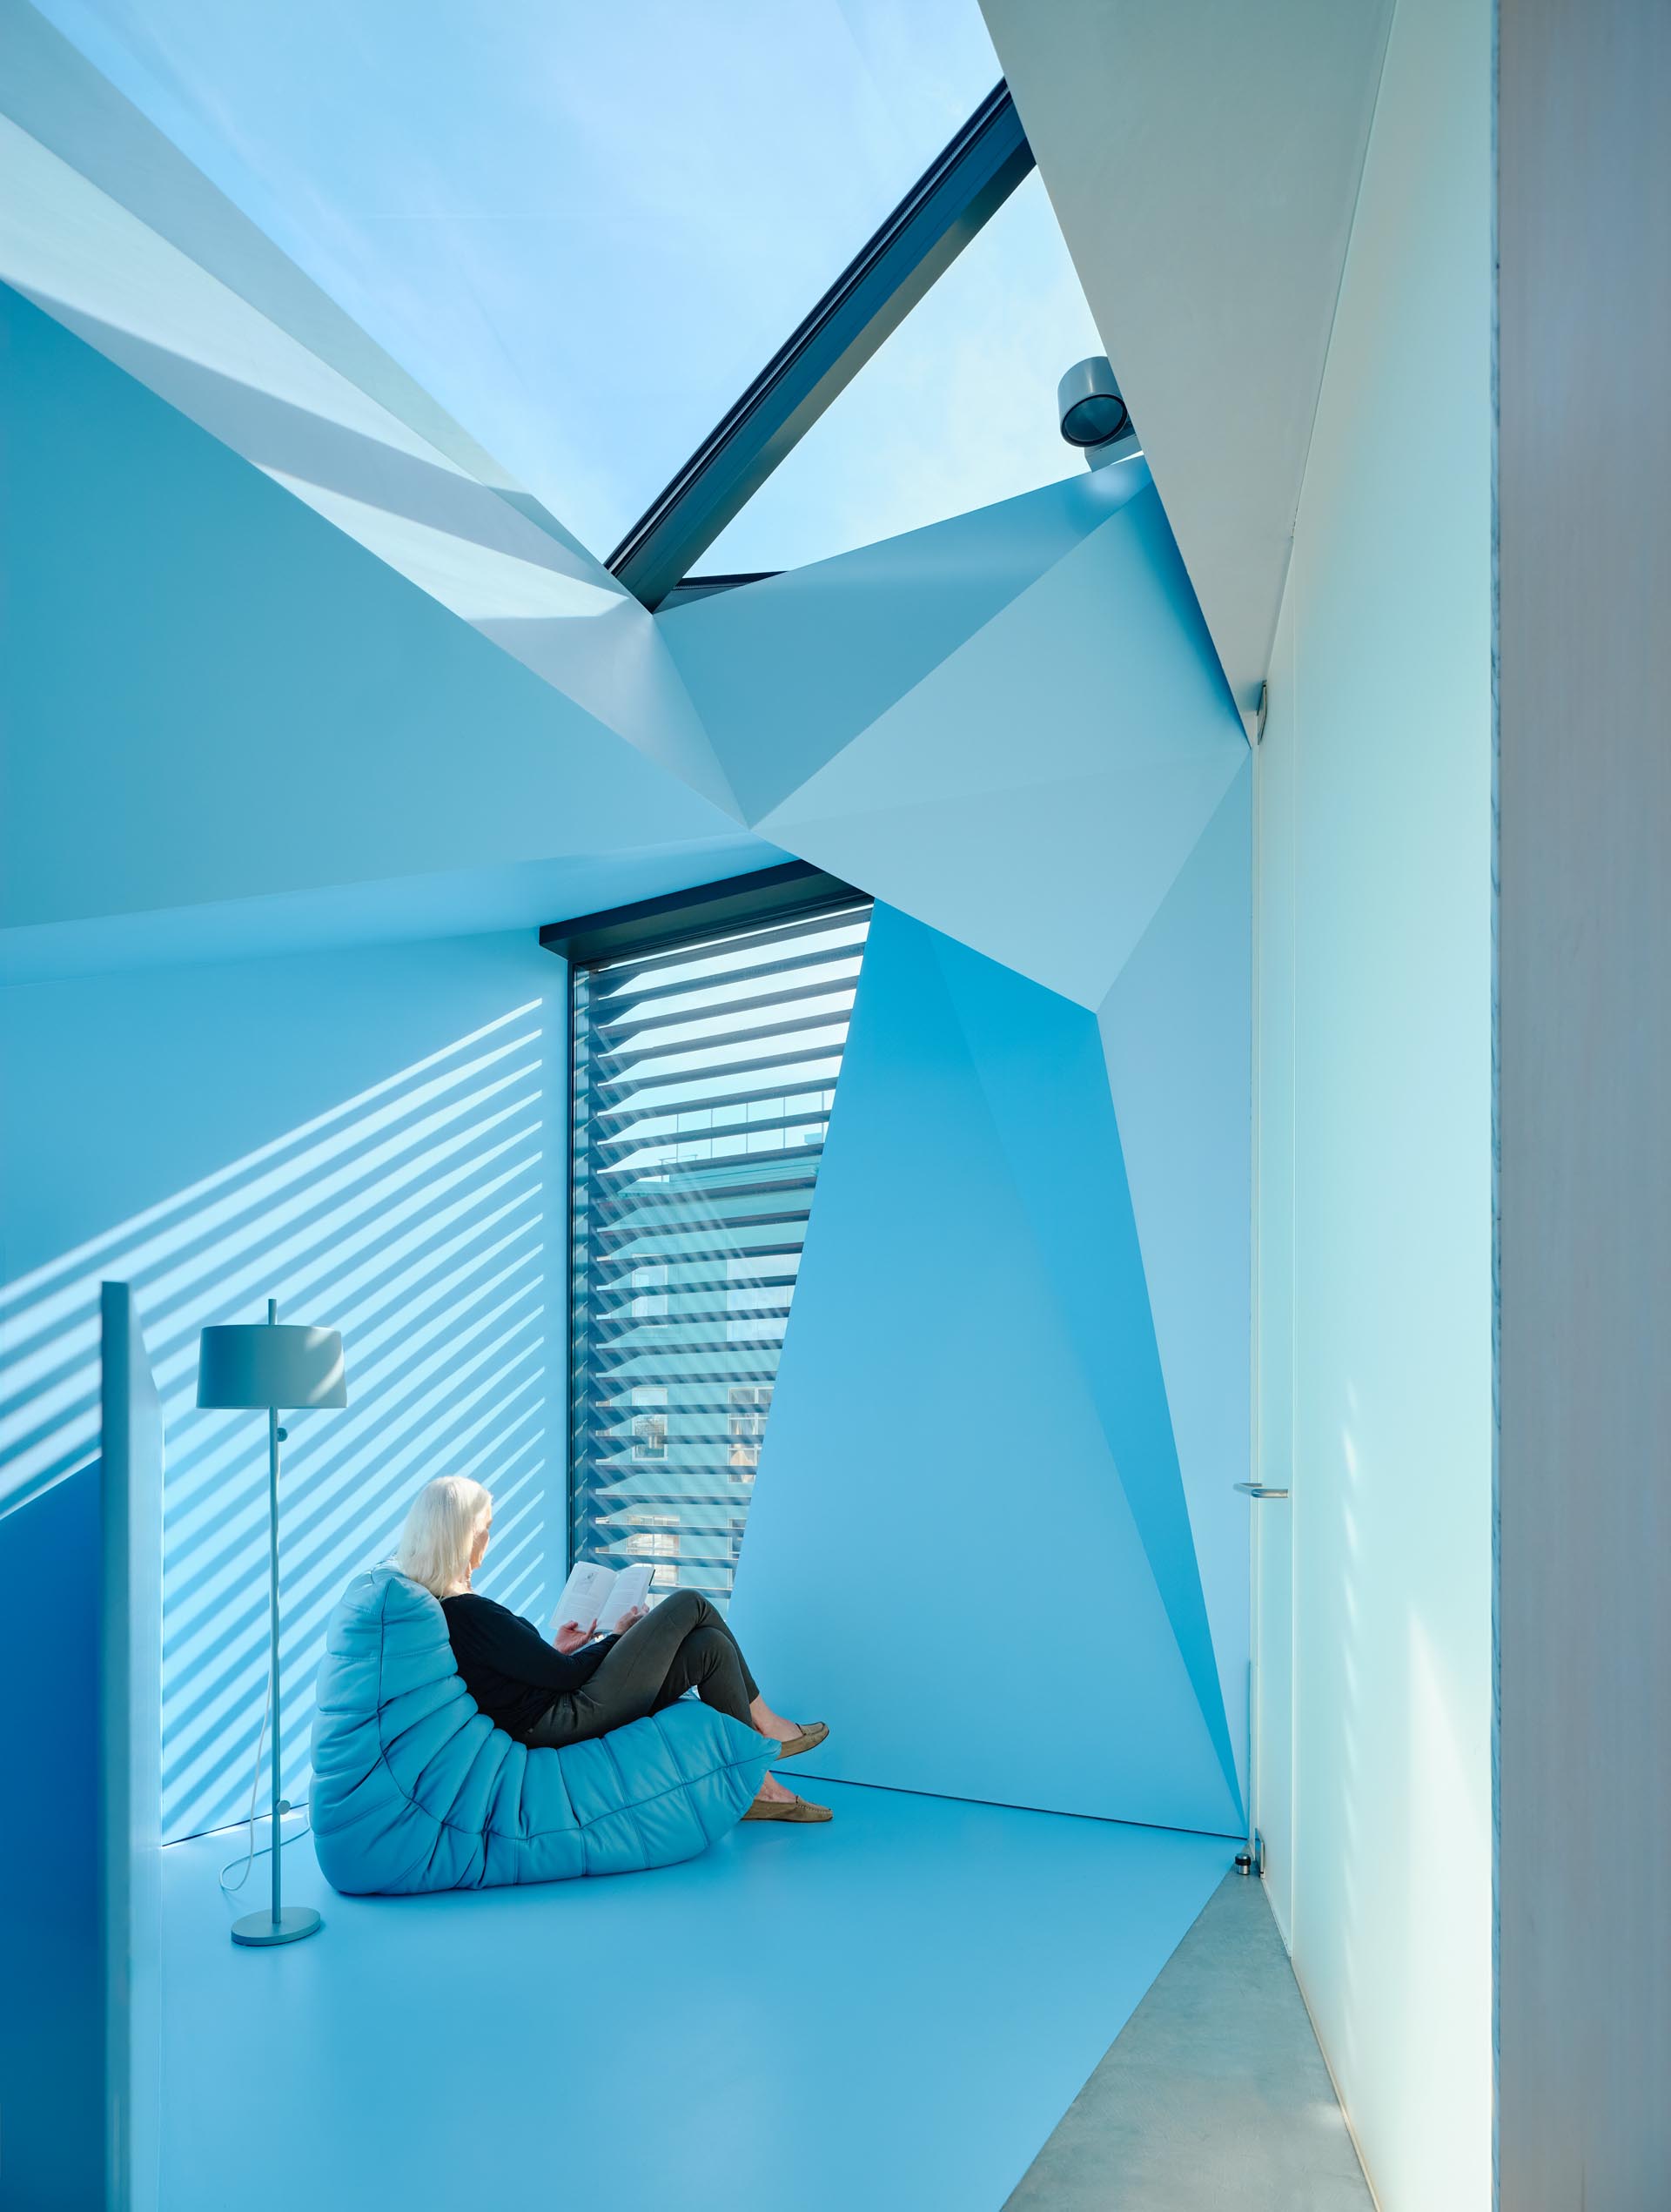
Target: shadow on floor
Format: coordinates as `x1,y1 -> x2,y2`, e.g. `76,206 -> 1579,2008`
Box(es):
1005,1872 -> 1374,2210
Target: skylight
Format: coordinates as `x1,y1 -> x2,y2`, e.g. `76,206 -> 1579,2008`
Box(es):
34,0 -> 1004,561
701,170 -> 1104,575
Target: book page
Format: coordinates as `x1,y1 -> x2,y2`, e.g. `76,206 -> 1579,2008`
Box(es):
552,1560 -> 614,1635
594,1562 -> 654,1633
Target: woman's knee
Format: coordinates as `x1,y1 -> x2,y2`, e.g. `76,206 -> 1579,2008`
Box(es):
682,1624 -> 741,1677
660,1588 -> 706,1631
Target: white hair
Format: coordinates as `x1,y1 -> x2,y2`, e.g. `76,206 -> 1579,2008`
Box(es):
394,1475 -> 492,1598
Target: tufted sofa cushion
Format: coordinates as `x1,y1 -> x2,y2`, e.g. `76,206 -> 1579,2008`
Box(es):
310,1567 -> 776,1895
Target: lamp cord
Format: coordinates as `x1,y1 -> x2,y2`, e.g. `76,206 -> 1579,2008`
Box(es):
218,1654 -> 309,1893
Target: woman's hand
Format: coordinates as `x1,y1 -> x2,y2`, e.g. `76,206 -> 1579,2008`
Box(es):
611,1604 -> 648,1636
554,1617 -> 597,1655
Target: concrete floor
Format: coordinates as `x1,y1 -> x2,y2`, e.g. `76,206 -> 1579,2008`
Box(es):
158,1785 -> 1233,2211
1004,1871 -> 1375,2209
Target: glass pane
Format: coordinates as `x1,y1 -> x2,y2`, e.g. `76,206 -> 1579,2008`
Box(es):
36,0 -> 1002,561
702,170 -> 1105,575
570,903 -> 871,1609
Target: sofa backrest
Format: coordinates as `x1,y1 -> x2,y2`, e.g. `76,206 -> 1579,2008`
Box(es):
311,1564 -> 530,1893
310,1566 -> 775,1895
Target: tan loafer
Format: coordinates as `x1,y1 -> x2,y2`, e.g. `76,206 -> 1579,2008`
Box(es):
776,1721 -> 829,1761
742,1792 -> 833,1823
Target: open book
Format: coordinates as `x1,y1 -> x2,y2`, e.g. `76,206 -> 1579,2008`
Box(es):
552,1560 -> 654,1638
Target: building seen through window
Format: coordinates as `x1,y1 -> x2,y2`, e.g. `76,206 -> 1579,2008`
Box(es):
728,1385 -> 772,1480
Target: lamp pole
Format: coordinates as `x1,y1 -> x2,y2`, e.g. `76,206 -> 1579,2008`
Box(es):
228,1297 -> 322,1947
199,1300 -> 343,1946
266,1321 -> 282,1929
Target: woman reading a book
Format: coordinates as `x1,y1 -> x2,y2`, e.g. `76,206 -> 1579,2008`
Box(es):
394,1474 -> 832,1823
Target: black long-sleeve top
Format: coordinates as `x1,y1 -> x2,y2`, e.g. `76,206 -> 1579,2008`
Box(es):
440,1593 -> 617,1743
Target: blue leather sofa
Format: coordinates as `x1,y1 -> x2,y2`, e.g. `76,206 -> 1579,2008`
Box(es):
311,1567 -> 775,1894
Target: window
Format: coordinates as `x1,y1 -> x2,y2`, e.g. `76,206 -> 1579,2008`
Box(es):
728,1384 -> 773,1481
57,0 -> 1005,561
702,170 -> 1104,575
568,884 -> 870,1607
629,1386 -> 668,1460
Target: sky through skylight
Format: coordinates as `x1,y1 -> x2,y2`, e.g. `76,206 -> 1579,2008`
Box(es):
35,0 -> 1007,561
702,168 -> 1104,575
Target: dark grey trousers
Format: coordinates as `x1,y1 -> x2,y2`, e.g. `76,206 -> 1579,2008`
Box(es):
524,1588 -> 762,1750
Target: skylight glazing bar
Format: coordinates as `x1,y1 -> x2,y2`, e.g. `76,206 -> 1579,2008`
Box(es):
607,81 -> 1033,607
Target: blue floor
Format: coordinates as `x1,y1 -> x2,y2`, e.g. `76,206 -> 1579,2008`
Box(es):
158,1785 -> 1234,2212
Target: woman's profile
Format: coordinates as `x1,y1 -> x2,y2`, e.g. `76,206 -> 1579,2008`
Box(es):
393,1474 -> 832,1823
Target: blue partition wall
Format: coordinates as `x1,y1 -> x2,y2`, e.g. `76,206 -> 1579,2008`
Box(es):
0,1284 -> 164,2212
100,1283 -> 164,2212
0,1459 -> 100,2207
730,884 -> 1249,1838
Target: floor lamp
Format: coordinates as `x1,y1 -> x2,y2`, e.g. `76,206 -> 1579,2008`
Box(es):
198,1300 -> 347,1947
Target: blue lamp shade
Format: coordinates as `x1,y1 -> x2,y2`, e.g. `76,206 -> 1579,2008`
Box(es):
198,1324 -> 347,1411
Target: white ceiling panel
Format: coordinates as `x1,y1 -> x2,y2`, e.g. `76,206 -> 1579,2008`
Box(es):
982,0 -> 1394,718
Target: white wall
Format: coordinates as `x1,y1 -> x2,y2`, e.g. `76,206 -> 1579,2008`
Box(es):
0,930 -> 565,1839
1253,0 -> 1494,2203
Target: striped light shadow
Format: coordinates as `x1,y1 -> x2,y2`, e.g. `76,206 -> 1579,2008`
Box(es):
151,1212 -> 541,1592
0,1005 -> 545,1504
2,1011 -> 541,1348
164,1319 -> 554,1824
0,998 -> 563,1843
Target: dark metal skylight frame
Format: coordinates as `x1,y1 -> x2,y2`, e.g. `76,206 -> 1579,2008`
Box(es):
607,82 -> 1034,609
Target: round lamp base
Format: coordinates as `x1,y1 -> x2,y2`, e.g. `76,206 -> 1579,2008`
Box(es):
231,1905 -> 322,1948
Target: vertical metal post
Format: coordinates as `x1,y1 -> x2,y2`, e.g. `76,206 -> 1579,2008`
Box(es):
1241,1517 -> 1260,1874
267,1348 -> 282,1927
1240,727 -> 1264,1879
1232,1490 -> 1287,1865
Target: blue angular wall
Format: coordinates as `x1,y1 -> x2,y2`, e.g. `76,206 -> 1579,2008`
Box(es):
728,904 -> 1245,1836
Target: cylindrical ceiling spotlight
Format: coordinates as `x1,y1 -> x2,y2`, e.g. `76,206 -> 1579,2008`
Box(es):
1057,355 -> 1139,470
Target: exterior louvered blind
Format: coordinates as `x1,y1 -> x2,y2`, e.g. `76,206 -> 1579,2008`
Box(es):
570,898 -> 871,1609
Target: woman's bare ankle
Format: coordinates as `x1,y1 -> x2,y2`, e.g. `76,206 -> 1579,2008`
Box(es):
748,1694 -> 799,1740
